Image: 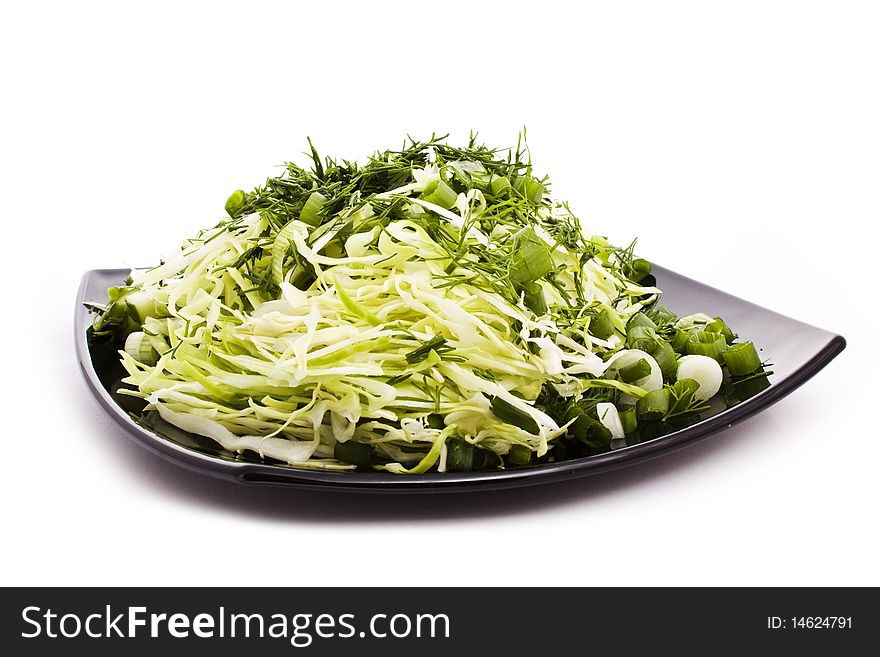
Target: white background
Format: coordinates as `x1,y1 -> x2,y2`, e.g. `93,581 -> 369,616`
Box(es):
2,1 -> 878,586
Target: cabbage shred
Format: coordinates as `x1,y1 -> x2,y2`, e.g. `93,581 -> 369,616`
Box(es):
93,134 -> 732,473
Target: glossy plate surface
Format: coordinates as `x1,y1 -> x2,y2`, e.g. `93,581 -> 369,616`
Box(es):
76,267 -> 845,493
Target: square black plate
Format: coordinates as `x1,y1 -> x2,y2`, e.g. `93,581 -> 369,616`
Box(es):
76,266 -> 844,493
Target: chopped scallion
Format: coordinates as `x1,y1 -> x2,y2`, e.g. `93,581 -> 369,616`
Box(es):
618,405 -> 638,434
706,317 -> 737,345
722,341 -> 762,376
514,176 -> 544,203
490,396 -> 540,434
648,304 -> 677,324
628,311 -> 657,331
419,179 -> 458,209
650,340 -> 678,380
445,438 -> 474,472
490,174 -> 512,196
636,388 -> 670,421
509,228 -> 554,284
224,189 -> 246,218
619,357 -> 651,383
671,328 -> 692,354
521,281 -> 548,315
686,330 -> 727,362
590,308 -> 617,340
570,413 -> 613,448
627,325 -> 658,351
508,445 -> 532,465
630,258 -> 651,282
299,191 -> 327,227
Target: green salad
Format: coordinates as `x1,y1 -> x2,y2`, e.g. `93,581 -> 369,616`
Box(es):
92,134 -> 768,473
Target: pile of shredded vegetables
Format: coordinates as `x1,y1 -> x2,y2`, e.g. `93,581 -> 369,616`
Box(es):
92,135 -> 767,472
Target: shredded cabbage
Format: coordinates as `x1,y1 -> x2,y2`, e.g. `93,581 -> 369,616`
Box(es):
92,135 -> 759,473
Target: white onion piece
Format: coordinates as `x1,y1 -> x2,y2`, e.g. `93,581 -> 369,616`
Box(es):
596,403 -> 625,440
604,349 -> 663,392
676,355 -> 723,401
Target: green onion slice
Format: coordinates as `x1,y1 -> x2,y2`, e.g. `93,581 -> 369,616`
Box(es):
686,330 -> 727,362
619,357 -> 651,383
419,179 -> 458,209
224,189 -> 246,218
509,228 -> 554,284
618,405 -> 638,434
299,191 -> 327,227
636,388 -> 670,421
490,396 -> 540,434
722,341 -> 762,376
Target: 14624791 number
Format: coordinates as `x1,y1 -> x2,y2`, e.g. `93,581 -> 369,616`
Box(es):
792,617 -> 852,629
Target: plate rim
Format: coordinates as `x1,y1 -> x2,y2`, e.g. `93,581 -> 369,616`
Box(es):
76,267 -> 846,494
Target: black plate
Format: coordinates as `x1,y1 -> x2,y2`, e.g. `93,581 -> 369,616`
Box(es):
76,267 -> 845,493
